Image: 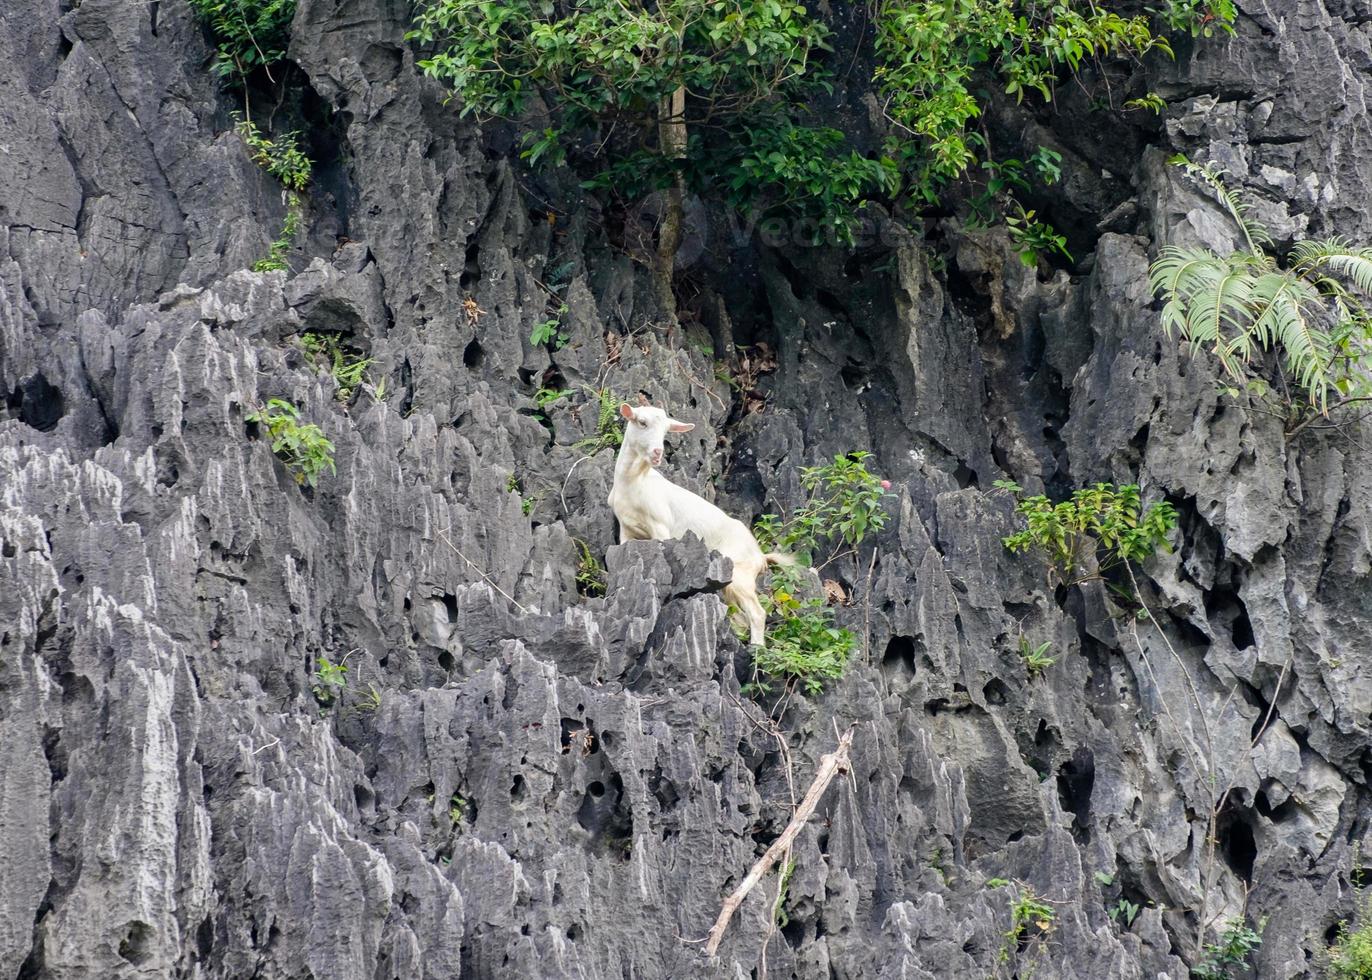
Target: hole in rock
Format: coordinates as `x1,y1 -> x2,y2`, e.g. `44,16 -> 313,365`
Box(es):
463,339 -> 484,369
1056,748 -> 1095,838
1216,808 -> 1258,884
882,635 -> 917,678
7,373 -> 66,432
118,921 -> 154,965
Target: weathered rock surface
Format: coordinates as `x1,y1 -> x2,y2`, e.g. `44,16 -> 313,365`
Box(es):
2,1 -> 1370,977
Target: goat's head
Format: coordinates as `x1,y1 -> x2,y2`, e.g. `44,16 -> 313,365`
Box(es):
619,403 -> 693,467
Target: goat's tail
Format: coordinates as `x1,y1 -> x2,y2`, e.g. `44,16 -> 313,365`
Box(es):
763,551 -> 796,567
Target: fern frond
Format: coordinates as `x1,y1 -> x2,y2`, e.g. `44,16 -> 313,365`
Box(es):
1244,273 -> 1330,405
1179,162 -> 1273,256
1292,239 -> 1372,296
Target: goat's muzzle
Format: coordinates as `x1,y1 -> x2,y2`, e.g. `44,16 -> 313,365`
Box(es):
650,449 -> 663,466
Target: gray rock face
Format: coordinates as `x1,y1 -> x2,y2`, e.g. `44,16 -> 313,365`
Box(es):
2,0 -> 1370,977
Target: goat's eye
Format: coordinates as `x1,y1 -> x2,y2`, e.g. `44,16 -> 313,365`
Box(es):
636,419 -> 647,427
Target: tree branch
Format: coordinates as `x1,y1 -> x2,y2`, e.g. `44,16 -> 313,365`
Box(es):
703,727 -> 855,957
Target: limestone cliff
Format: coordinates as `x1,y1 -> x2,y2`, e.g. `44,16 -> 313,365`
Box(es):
2,1 -> 1370,977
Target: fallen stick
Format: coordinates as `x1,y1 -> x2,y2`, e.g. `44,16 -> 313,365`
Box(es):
703,727 -> 855,957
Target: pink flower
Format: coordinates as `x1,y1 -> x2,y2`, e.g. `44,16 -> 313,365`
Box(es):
880,480 -> 892,490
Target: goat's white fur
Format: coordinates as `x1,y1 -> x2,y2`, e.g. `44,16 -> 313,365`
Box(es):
608,403 -> 787,646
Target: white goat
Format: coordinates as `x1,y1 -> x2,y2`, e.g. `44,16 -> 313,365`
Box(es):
608,402 -> 788,646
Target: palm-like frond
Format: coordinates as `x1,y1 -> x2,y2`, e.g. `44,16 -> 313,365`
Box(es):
1243,273 -> 1330,404
1151,163 -> 1372,413
1180,161 -> 1274,256
1291,239 -> 1372,295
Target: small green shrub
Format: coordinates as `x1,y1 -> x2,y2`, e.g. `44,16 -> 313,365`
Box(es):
754,452 -> 891,565
187,0 -> 297,83
1125,92 -> 1168,113
1150,159 -> 1372,419
311,655 -> 348,707
1192,918 -> 1263,980
1326,895 -> 1372,980
997,480 -> 1177,587
1005,204 -> 1071,267
998,885 -> 1055,964
573,538 -> 607,597
772,859 -> 797,928
1108,898 -> 1141,927
300,333 -> 373,400
534,387 -> 569,410
1018,635 -> 1055,677
530,306 -> 570,349
448,793 -> 467,826
747,564 -> 854,696
572,386 -> 626,455
236,120 -> 313,274
236,119 -> 312,190
247,398 -> 336,487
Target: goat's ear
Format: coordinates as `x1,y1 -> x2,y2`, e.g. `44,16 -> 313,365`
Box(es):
668,419 -> 694,433
619,403 -> 635,420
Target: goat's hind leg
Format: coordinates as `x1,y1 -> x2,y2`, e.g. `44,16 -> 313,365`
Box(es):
724,576 -> 767,648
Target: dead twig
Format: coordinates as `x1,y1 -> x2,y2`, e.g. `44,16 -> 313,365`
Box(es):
436,524 -> 530,615
703,727 -> 855,957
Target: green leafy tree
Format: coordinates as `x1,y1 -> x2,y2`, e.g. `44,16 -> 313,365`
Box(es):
1150,160 -> 1372,423
409,0 -> 840,312
187,0 -> 297,85
754,452 -> 892,566
874,0 -> 1177,197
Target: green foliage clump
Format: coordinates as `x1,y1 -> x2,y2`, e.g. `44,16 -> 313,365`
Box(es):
772,859 -> 797,928
1156,0 -> 1237,38
300,332 -> 373,400
750,564 -> 854,696
237,120 -> 313,274
410,0 -> 886,247
412,0 -> 1234,270
997,885 -> 1055,964
997,481 -> 1177,587
1017,635 -> 1055,677
410,0 -> 827,128
573,538 -> 607,597
716,121 -> 899,243
1150,159 -> 1372,419
1192,918 -> 1263,980
754,452 -> 891,566
874,0 -> 1177,198
247,398 -> 336,487
311,655 -> 348,708
1109,898 -> 1141,926
530,307 -> 570,350
573,386 -> 626,455
187,0 -> 297,82
1326,895 -> 1372,980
